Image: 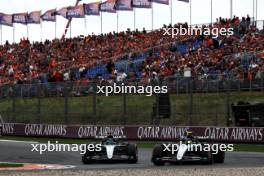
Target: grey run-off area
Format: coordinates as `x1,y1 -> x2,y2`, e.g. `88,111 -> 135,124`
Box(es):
0,140 -> 264,171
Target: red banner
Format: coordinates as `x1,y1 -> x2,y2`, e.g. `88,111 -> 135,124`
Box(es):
100,0 -> 117,13
151,0 -> 169,5
67,5 -> 85,18
41,9 -> 56,22
0,13 -> 13,27
132,0 -> 152,8
178,0 -> 189,3
116,0 -> 133,11
27,11 -> 41,24
2,123 -> 264,144
12,13 -> 28,24
56,7 -> 69,19
84,2 -> 100,16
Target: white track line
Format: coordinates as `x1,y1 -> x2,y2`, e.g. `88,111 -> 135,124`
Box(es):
0,139 -> 39,144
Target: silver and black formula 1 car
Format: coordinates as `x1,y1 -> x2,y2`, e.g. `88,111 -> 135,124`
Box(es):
151,131 -> 225,166
82,135 -> 138,164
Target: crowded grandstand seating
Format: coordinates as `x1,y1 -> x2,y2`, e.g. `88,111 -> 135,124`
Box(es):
0,15 -> 263,85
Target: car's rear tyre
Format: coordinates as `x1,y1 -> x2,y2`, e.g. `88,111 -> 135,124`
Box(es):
213,151 -> 225,163
152,144 -> 165,166
202,151 -> 214,165
82,155 -> 91,164
127,144 -> 138,164
82,151 -> 93,164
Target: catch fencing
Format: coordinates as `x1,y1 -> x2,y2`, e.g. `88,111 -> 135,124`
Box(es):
0,77 -> 263,126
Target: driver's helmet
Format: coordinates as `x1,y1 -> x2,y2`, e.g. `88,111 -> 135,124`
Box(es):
105,138 -> 115,145
103,133 -> 116,145
185,130 -> 194,139
107,133 -> 114,139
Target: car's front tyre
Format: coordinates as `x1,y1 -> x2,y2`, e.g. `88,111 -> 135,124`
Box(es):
213,151 -> 225,163
127,143 -> 138,164
152,144 -> 165,166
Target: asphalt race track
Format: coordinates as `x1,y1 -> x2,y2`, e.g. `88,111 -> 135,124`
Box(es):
0,140 -> 264,170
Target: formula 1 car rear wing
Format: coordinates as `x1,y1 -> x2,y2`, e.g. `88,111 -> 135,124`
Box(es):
95,135 -> 127,139
197,136 -> 210,140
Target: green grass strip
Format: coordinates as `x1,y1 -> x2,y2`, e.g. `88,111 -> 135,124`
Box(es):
0,163 -> 24,168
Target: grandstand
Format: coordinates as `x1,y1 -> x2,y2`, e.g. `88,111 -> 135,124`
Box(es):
0,0 -> 263,126
0,15 -> 263,126
0,15 -> 263,86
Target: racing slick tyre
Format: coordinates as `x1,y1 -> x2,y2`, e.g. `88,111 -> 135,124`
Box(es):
82,151 -> 93,164
213,151 -> 225,163
127,144 -> 138,164
202,151 -> 214,165
152,144 -> 165,166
